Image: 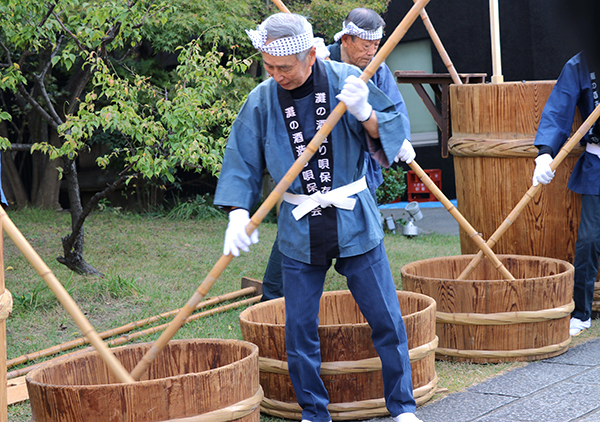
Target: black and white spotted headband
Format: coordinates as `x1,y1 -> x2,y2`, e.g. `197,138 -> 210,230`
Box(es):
333,21 -> 383,42
246,23 -> 314,57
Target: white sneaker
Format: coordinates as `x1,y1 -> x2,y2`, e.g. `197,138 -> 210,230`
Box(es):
569,317 -> 591,336
393,413 -> 423,422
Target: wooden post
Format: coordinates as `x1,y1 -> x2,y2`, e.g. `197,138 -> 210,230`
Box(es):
0,218 -> 7,422
489,0 -> 503,83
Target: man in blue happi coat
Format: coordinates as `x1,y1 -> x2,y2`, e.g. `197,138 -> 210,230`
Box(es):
260,7 -> 414,302
214,12 -> 420,422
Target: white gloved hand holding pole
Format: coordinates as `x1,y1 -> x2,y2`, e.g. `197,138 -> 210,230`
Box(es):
336,75 -> 373,122
532,153 -> 555,186
223,209 -> 259,257
394,139 -> 416,164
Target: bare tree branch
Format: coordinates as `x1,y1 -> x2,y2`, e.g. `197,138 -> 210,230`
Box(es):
51,10 -> 87,53
38,2 -> 57,28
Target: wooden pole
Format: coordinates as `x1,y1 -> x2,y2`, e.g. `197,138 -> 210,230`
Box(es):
0,219 -> 7,422
489,0 -> 503,83
408,160 -> 514,280
414,1 -> 462,85
271,0 -> 290,13
457,102 -> 600,280
129,0 -> 432,381
0,208 -> 135,384
7,286 -> 256,369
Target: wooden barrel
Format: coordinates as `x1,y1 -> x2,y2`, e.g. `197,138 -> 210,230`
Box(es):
26,339 -> 262,422
238,290 -> 437,420
401,255 -> 574,364
449,81 -> 584,263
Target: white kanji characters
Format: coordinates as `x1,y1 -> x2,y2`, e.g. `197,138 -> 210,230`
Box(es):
296,144 -> 307,156
315,92 -> 327,103
285,106 -> 297,119
316,106 -> 326,116
320,172 -> 331,183
318,158 -> 330,170
306,182 -> 318,193
302,169 -> 315,181
292,132 -> 304,144
311,206 -> 323,217
316,119 -> 326,130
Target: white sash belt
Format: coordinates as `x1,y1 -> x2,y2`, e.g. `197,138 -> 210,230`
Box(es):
283,177 -> 367,221
586,142 -> 600,158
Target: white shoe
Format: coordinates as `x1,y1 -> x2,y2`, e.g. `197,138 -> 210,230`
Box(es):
569,317 -> 591,336
393,413 -> 423,422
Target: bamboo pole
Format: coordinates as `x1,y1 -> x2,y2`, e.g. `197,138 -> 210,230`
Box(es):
414,1 -> 462,85
7,295 -> 261,381
271,0 -> 290,13
0,208 -> 135,384
489,0 -> 503,83
457,102 -> 600,280
408,160 -> 514,280
0,219 -> 6,422
129,0 -> 432,381
7,286 -> 256,369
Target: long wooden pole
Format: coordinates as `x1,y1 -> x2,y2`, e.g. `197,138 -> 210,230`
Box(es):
0,208 -> 135,384
7,286 -> 256,369
271,0 -> 290,13
457,102 -> 600,280
0,220 -> 7,422
489,0 -> 503,83
414,1 -> 462,85
408,160 -> 514,280
129,0 -> 432,381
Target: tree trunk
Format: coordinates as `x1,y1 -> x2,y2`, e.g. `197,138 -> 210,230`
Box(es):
32,126 -> 62,210
56,160 -> 102,276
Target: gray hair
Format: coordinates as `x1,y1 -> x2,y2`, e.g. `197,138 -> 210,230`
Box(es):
263,13 -> 314,62
345,8 -> 385,37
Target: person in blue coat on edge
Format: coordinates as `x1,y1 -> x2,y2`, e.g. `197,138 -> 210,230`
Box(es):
532,50 -> 600,336
214,13 -> 420,422
260,7 -> 413,302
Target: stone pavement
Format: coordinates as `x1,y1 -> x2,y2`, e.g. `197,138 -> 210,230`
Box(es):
412,337 -> 600,422
378,200 -> 459,236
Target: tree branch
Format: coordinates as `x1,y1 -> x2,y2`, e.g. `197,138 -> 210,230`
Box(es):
51,10 -> 87,53
39,2 -> 57,28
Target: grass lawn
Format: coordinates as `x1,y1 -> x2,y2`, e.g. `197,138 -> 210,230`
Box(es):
4,207 -> 598,421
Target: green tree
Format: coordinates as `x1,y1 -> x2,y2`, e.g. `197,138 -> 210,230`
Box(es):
0,0 -> 254,274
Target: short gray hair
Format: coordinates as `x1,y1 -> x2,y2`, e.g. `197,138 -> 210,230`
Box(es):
263,13 -> 314,62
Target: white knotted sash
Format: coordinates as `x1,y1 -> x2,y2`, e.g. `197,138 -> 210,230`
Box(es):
283,176 -> 368,220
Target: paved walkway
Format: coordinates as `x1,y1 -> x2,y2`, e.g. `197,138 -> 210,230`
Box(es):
412,337 -> 600,422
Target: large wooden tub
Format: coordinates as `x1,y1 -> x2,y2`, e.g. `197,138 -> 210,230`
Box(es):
26,339 -> 262,422
402,255 -> 574,363
449,81 -> 583,263
239,290 -> 437,420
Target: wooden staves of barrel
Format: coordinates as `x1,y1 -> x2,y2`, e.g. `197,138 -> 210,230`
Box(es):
401,255 -> 574,364
26,339 -> 262,422
449,81 -> 584,264
239,290 -> 438,420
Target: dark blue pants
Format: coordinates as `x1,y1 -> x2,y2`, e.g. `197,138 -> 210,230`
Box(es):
282,242 -> 416,422
261,237 -> 284,302
572,194 -> 600,321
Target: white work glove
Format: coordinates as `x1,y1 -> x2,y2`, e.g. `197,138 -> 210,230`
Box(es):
223,209 -> 259,256
532,153 -> 555,186
336,75 -> 373,122
394,139 -> 416,164
314,37 -> 330,60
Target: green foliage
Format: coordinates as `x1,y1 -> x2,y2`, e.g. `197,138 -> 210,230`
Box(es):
48,40 -> 250,183
162,194 -> 226,221
376,165 -> 407,205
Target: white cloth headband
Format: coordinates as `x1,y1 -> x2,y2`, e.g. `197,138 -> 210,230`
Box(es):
333,21 -> 383,42
246,24 -> 314,57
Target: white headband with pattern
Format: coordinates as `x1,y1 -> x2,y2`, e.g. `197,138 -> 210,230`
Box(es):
333,21 -> 383,42
246,23 -> 314,57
